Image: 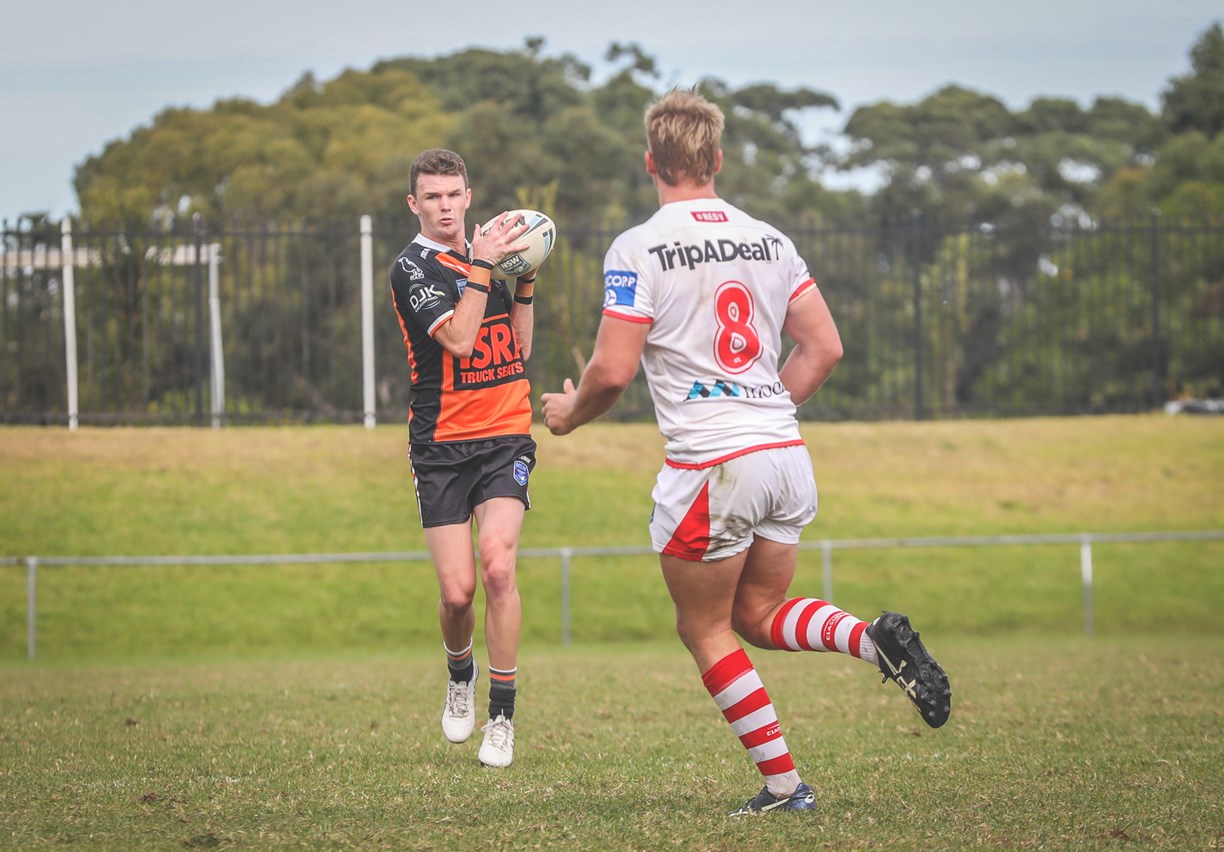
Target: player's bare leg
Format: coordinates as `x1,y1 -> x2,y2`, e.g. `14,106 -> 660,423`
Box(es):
662,552 -> 811,813
472,497 -> 525,767
425,522 -> 480,743
732,535 -> 951,727
730,536 -> 799,649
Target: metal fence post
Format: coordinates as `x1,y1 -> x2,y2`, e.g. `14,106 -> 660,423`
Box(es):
1148,208 -> 1164,408
910,209 -> 925,420
1080,534 -> 1094,636
360,215 -> 376,429
821,539 -> 833,603
192,215 -> 205,425
26,557 -> 37,659
60,220 -> 78,431
208,243 -> 225,429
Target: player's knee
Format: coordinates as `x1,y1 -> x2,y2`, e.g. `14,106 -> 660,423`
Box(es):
730,602 -> 771,646
673,613 -> 710,654
479,551 -> 517,597
673,620 -> 697,653
438,583 -> 476,613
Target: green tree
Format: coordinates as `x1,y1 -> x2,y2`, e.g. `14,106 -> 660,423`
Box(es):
695,78 -> 841,225
74,69 -> 454,228
842,86 -> 1014,220
1161,21 -> 1224,139
373,43 -> 587,125
842,86 -> 1159,227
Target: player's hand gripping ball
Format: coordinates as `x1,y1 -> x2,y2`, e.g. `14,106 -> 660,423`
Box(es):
481,209 -> 556,279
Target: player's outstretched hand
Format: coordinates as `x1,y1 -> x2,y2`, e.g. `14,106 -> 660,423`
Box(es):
540,378 -> 577,436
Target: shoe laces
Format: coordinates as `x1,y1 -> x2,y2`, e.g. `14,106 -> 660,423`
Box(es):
482,715 -> 514,749
444,679 -> 472,718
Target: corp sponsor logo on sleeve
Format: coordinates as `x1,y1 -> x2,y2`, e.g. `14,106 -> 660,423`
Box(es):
603,269 -> 638,307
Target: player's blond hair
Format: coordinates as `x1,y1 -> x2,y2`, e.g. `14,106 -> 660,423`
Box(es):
410,148 -> 468,196
644,88 -> 725,187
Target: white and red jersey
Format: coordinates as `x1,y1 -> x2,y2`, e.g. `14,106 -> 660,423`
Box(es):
602,198 -> 818,467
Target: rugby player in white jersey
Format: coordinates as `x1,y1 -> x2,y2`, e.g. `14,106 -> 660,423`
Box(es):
541,87 -> 951,816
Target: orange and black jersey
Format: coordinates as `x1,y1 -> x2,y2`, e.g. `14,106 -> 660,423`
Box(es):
390,234 -> 532,444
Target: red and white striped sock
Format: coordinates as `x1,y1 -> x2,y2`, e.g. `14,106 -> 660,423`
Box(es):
702,647 -> 801,796
769,598 -> 877,664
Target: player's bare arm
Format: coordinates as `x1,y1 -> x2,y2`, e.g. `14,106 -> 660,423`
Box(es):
778,287 -> 843,405
432,213 -> 529,358
509,283 -> 534,362
509,267 -> 540,363
541,316 -> 647,435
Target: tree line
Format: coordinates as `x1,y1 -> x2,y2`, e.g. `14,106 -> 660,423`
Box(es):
17,22 -> 1214,233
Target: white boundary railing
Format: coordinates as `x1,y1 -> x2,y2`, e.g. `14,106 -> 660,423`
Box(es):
6,529 -> 1223,658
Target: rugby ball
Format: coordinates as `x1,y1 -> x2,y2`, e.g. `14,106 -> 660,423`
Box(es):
481,209 -> 556,279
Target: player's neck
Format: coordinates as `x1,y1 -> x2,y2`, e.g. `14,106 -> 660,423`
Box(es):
656,178 -> 718,206
419,226 -> 468,256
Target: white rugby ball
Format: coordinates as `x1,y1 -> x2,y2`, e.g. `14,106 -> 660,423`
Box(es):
481,209 -> 557,279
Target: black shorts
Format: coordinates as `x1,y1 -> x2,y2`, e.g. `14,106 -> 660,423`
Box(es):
409,436 -> 537,528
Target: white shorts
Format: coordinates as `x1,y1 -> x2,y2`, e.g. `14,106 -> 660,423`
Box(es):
649,445 -> 818,562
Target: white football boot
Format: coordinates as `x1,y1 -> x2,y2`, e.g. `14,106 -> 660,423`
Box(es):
478,713 -> 515,768
440,664 -> 478,744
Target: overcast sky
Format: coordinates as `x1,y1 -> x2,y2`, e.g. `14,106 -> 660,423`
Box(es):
1,0 -> 1219,222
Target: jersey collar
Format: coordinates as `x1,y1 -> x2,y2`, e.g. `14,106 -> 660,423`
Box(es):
413,233 -> 471,257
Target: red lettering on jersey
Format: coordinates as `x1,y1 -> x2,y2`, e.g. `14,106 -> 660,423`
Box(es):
468,326 -> 495,369
490,324 -> 516,363
691,210 -> 729,223
456,315 -> 526,390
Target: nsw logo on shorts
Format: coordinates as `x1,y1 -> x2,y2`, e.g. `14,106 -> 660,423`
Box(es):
513,457 -> 530,486
603,269 -> 638,308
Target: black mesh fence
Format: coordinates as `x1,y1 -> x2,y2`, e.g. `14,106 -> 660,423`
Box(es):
2,214 -> 1220,425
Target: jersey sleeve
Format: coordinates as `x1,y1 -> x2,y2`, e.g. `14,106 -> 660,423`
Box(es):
785,237 -> 818,303
390,254 -> 456,336
600,236 -> 653,324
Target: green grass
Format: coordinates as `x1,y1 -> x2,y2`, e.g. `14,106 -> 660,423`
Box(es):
1,418 -> 1223,847
1,416 -> 1223,660
1,638 -> 1221,849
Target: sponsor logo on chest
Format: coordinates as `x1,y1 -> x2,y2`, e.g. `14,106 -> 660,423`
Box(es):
454,315 -> 526,389
647,236 -> 783,272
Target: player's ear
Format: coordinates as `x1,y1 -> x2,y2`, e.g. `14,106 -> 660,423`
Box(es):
406,194 -> 419,215
644,150 -> 657,176
714,149 -> 723,175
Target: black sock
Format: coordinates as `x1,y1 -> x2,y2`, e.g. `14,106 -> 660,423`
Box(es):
445,641 -> 475,683
488,666 -> 517,720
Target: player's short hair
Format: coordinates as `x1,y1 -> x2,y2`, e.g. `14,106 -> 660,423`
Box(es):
410,148 -> 468,196
644,88 -> 725,187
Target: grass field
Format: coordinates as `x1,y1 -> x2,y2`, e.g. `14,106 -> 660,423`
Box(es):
2,639 -> 1222,849
1,417 -> 1223,848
